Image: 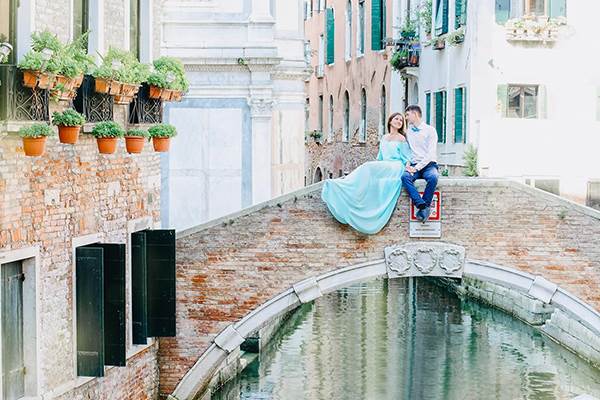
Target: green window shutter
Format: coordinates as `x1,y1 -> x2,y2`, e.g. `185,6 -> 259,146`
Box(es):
371,0 -> 382,50
326,8 -> 335,64
549,0 -> 566,18
2,261 -> 25,400
497,84 -> 508,117
76,247 -> 105,377
146,230 -> 176,337
455,0 -> 466,28
426,93 -> 431,124
454,88 -> 464,143
100,244 -> 126,366
382,0 -> 386,45
132,231 -> 148,345
435,92 -> 444,143
495,0 -> 511,24
442,0 -> 449,34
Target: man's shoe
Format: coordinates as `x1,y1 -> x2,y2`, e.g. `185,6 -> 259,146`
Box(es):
421,207 -> 432,223
415,208 -> 425,222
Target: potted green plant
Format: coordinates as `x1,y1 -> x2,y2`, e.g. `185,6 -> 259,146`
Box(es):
52,33 -> 93,101
52,109 -> 86,144
17,123 -> 55,156
124,128 -> 148,154
148,123 -> 177,152
18,30 -> 63,89
433,35 -> 446,50
92,47 -> 149,104
147,57 -> 189,101
91,121 -> 125,154
400,19 -> 417,40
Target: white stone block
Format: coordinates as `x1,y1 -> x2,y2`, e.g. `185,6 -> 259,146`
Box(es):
528,276 -> 558,304
214,325 -> 245,353
293,276 -> 322,304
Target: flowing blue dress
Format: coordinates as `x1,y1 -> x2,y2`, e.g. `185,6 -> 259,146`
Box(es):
321,138 -> 412,234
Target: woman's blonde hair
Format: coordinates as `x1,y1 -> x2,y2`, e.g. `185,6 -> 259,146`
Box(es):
387,112 -> 407,136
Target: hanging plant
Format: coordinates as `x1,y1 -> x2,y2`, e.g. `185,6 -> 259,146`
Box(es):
52,109 -> 86,144
91,121 -> 125,154
147,57 -> 189,101
148,123 -> 177,152
124,128 -> 149,154
18,123 -> 55,157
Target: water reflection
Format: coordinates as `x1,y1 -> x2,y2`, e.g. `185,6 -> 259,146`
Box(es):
213,278 -> 600,400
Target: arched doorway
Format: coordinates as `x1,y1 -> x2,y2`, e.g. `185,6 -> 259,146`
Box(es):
314,167 -> 323,183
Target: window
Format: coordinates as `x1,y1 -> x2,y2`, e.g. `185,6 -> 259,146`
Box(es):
318,0 -> 324,12
357,0 -> 365,55
73,0 -> 89,41
380,85 -> 386,137
435,0 -> 449,36
454,87 -> 466,143
371,0 -> 386,50
360,88 -> 367,142
343,91 -> 350,142
326,8 -> 335,65
455,0 -> 467,29
328,95 -> 334,141
426,92 -> 432,124
435,91 -> 447,143
507,85 -> 539,119
0,0 -> 16,64
318,34 -> 325,75
130,0 -> 141,58
75,232 -> 175,377
305,98 -> 310,131
318,95 -> 324,133
587,181 -> 600,210
345,1 -> 352,60
495,0 -> 566,24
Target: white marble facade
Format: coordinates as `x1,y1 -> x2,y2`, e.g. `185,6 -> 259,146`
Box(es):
161,0 -> 308,231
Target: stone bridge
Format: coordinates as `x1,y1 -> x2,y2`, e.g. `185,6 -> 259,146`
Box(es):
160,179 -> 600,399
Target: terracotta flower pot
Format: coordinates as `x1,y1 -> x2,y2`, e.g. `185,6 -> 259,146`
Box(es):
122,84 -> 140,96
55,75 -> 75,91
125,136 -> 145,154
109,81 -> 122,95
57,125 -> 81,144
95,78 -> 111,94
22,136 -> 47,157
114,95 -> 134,105
149,85 -> 163,99
22,70 -> 39,88
171,91 -> 183,102
96,137 -> 118,154
73,75 -> 84,88
152,137 -> 171,152
160,89 -> 172,101
37,73 -> 53,90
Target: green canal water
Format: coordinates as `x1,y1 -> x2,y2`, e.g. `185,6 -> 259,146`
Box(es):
212,278 -> 600,400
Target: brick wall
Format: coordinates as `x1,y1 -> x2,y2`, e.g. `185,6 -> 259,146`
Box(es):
164,180 -> 600,397
0,113 -> 161,397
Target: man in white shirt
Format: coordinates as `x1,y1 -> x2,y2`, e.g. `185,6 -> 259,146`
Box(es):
402,105 -> 439,222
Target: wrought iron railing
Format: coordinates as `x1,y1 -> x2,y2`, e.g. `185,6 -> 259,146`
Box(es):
391,40 -> 421,70
73,75 -> 114,123
0,65 -> 50,122
128,84 -> 162,125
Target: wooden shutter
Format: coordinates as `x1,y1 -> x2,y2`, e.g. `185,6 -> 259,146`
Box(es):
100,243 -> 126,366
2,261 -> 25,400
497,84 -> 508,117
455,0 -> 467,28
146,230 -> 176,337
495,0 -> 511,24
76,247 -> 105,377
326,8 -> 335,64
132,231 -> 148,345
442,0 -> 449,34
435,92 -> 446,143
371,0 -> 382,50
454,88 -> 464,143
549,0 -> 566,18
426,93 -> 431,124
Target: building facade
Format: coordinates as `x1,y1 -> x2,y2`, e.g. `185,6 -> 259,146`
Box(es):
160,0 -> 308,232
393,0 -> 600,206
304,0 -> 394,184
0,1 -> 173,399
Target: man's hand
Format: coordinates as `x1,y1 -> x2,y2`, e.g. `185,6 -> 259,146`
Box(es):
406,165 -> 417,174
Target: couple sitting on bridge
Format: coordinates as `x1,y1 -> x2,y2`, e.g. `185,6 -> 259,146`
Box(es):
322,105 -> 439,235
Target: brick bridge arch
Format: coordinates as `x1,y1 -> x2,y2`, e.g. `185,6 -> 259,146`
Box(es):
163,179 -> 600,399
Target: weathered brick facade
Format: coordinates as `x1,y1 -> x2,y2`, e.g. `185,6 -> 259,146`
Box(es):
165,179 -> 600,398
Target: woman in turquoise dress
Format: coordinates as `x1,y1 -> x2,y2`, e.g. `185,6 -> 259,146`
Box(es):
321,113 -> 412,234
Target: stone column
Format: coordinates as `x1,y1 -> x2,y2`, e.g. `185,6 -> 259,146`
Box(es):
248,96 -> 275,204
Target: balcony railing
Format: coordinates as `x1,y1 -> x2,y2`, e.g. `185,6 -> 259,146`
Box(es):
73,75 -> 114,123
390,40 -> 420,72
0,65 -> 49,122
129,84 -> 163,125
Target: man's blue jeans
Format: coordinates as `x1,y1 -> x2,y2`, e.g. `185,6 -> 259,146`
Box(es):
401,162 -> 439,209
